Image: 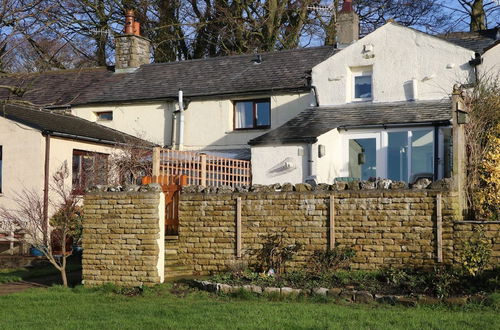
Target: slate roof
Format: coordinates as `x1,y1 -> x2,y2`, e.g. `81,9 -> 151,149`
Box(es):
249,100 -> 452,146
75,46 -> 337,105
438,27 -> 499,53
0,67 -> 117,108
0,103 -> 152,146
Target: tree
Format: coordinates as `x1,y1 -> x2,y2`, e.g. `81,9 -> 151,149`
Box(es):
0,162 -> 82,287
443,1 -> 499,32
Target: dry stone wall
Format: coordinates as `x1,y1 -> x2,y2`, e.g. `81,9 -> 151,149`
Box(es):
177,190 -> 499,275
82,191 -> 165,286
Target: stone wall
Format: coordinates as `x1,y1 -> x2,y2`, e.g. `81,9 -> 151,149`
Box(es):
82,191 -> 164,286
177,189 -> 499,275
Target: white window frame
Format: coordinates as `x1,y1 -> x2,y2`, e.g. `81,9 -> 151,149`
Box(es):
340,126 -> 444,182
342,132 -> 384,179
351,67 -> 373,102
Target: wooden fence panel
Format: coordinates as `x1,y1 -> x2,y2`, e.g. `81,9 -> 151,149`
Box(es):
153,147 -> 251,187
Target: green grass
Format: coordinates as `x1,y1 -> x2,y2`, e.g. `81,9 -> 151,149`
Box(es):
0,260 -> 81,283
0,285 -> 498,329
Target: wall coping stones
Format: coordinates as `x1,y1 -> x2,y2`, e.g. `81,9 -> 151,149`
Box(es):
180,178 -> 455,195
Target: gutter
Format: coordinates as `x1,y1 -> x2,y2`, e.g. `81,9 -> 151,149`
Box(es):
338,120 -> 451,131
248,137 -> 318,146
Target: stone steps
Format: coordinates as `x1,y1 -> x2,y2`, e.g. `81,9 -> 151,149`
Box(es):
164,236 -> 192,278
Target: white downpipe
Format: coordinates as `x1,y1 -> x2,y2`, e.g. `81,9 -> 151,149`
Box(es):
178,89 -> 184,150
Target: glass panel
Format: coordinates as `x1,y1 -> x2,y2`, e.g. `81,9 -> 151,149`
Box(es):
97,111 -> 113,121
411,130 -> 434,182
355,75 -> 372,99
72,154 -> 81,189
256,101 -> 270,127
235,101 -> 253,129
348,138 -> 376,180
388,132 -> 408,182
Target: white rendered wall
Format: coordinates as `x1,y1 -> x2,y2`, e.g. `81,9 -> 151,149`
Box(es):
479,44 -> 500,79
315,129 -> 343,184
0,118 -> 44,211
72,102 -> 172,146
251,144 -> 308,184
0,117 -> 119,217
312,23 -> 475,105
182,93 -> 312,151
72,93 -> 313,151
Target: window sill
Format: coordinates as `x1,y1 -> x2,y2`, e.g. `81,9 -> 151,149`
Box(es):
233,127 -> 271,132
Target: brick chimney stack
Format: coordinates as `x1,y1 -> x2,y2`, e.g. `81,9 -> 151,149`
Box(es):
115,9 -> 151,72
337,0 -> 359,45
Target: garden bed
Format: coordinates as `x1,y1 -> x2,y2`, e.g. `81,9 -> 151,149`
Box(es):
194,267 -> 499,304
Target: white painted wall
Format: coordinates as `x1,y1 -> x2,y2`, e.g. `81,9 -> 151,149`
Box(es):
251,144 -> 308,184
312,23 -> 475,105
183,93 -> 312,151
72,92 -> 313,152
479,43 -> 500,79
315,129 -> 343,184
0,118 -> 44,211
0,116 -> 119,217
72,102 -> 173,146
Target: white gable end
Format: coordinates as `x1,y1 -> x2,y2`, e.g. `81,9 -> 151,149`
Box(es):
312,23 -> 476,105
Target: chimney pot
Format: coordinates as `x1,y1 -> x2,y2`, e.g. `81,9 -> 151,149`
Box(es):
340,0 -> 353,13
133,21 -> 141,36
125,9 -> 135,34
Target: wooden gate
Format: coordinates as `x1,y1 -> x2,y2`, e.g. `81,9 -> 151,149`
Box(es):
142,175 -> 187,235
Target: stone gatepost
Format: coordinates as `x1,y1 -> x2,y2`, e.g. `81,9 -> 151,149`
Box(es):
82,189 -> 165,287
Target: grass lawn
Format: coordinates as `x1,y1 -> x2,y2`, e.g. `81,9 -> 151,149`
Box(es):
0,285 -> 498,330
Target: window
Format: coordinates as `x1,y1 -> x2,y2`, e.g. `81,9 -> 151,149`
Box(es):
343,128 -> 442,183
234,99 -> 270,129
72,150 -> 109,194
95,111 -> 113,121
351,67 -> 372,101
0,146 -> 2,193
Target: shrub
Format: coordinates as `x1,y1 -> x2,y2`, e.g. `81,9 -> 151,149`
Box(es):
459,226 -> 492,277
309,245 -> 356,273
428,265 -> 458,298
254,230 -> 302,274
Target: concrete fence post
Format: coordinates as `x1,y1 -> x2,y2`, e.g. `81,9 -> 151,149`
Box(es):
436,193 -> 443,263
329,195 -> 336,249
236,197 -> 242,258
